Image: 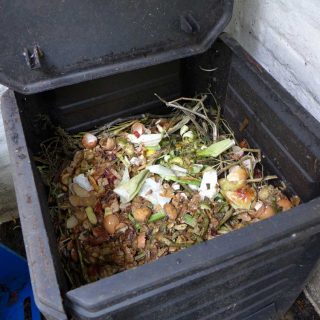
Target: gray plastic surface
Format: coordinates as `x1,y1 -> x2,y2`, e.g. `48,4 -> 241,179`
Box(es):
0,0 -> 233,94
2,34 -> 320,319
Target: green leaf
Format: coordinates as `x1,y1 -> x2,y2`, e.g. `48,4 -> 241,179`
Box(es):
147,165 -> 176,178
85,207 -> 97,225
148,211 -> 166,222
135,252 -> 146,261
146,145 -> 161,151
128,213 -> 141,231
169,176 -> 201,186
200,203 -> 211,210
197,139 -> 235,157
114,169 -> 149,203
183,214 -> 197,227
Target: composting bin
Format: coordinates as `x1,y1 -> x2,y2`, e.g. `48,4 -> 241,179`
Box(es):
1,1 -> 320,319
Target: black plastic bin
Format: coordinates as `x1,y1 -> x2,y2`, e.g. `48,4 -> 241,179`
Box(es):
2,1 -> 320,318
2,33 -> 320,320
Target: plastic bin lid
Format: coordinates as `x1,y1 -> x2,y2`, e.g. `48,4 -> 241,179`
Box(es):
0,0 -> 234,94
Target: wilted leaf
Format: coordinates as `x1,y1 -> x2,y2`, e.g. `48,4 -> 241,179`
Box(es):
197,139 -> 235,157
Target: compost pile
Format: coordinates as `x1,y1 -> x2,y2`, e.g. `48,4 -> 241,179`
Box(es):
36,95 -> 299,287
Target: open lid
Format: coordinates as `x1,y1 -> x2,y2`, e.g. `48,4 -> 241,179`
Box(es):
0,0 -> 234,94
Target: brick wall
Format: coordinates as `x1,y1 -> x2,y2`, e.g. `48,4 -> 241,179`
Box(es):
226,0 -> 320,121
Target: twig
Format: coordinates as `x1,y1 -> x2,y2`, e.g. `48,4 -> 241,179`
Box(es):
218,155 -> 252,175
155,94 -> 218,140
218,207 -> 234,229
76,240 -> 90,283
247,175 -> 278,183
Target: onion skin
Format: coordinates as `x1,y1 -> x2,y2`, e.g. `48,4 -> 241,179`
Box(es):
277,198 -> 293,211
137,232 -> 146,249
66,215 -> 78,229
131,122 -> 145,136
115,223 -> 128,233
227,165 -> 248,182
103,214 -> 120,235
256,205 -> 276,220
100,137 -> 116,151
133,207 -> 152,223
224,186 -> 256,209
60,173 -> 71,186
219,178 -> 246,192
70,183 -> 91,197
82,133 -> 97,149
69,194 -> 97,207
164,203 -> 178,220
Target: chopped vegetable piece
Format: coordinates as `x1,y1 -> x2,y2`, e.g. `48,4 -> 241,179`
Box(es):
169,176 -> 201,186
135,252 -> 146,261
69,195 -> 97,207
146,145 -> 161,151
199,169 -> 218,200
201,215 -> 210,236
133,207 -> 152,223
114,169 -> 149,203
255,205 -> 275,220
169,157 -> 184,166
182,131 -> 194,140
127,133 -> 162,146
180,125 -> 189,136
103,214 -> 120,234
219,178 -> 246,192
277,198 -> 293,211
200,203 -> 210,210
171,165 -> 188,176
137,233 -> 146,249
217,208 -> 234,228
100,137 -> 116,150
174,224 -> 188,231
85,207 -> 97,225
197,139 -> 235,157
191,164 -> 203,174
66,215 -> 78,229
224,186 -> 256,209
70,183 -> 91,197
82,133 -> 97,149
147,165 -> 176,178
128,214 -> 141,231
149,212 -> 166,222
104,207 -> 112,216
164,203 -> 178,220
183,214 -> 197,228
139,178 -> 171,207
131,122 -> 145,136
73,174 -> 93,192
227,166 -> 248,182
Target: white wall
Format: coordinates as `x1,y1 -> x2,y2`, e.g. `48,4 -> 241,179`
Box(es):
226,0 -> 320,121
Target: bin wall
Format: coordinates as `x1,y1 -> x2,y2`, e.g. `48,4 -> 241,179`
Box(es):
2,35 -> 320,319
